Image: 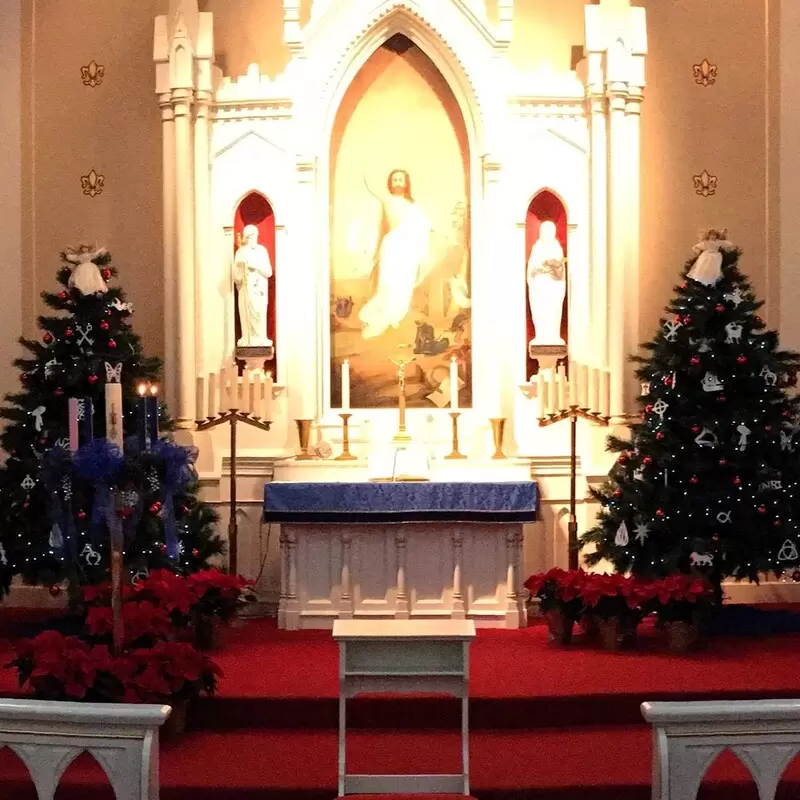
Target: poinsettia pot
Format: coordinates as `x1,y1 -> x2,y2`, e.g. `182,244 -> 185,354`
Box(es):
193,613 -> 221,651
544,608 -> 574,645
160,700 -> 189,741
665,621 -> 698,652
597,616 -> 623,650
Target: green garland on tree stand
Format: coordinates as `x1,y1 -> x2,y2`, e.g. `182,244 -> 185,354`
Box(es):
0,247 -> 223,600
581,232 -> 800,597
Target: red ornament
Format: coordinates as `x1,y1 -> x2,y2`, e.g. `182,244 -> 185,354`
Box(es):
618,454 -> 629,464
715,304 -> 726,313
65,328 -> 74,338
718,458 -> 727,466
646,404 -> 654,413
88,374 -> 98,384
775,519 -> 783,527
656,432 -> 665,440
765,424 -> 773,432
77,510 -> 87,520
99,320 -> 110,330
712,534 -> 720,542
192,548 -> 199,557
690,356 -> 701,366
20,373 -> 28,383
733,476 -> 741,486
43,333 -> 53,344
673,314 -> 681,324
108,339 -> 117,349
737,355 -> 747,365
784,409 -> 792,418
55,388 -> 64,396
613,489 -> 622,498
682,315 -> 692,325
23,501 -> 29,509
680,281 -> 688,289
691,425 -> 702,434
655,509 -> 665,517
663,376 -> 673,387
717,395 -> 727,403
150,501 -> 162,514
643,456 -> 653,465
105,309 -> 112,316
757,505 -> 767,514
159,543 -> 167,553
48,585 -> 61,597
58,291 -> 68,300
755,316 -> 763,325
102,269 -> 112,280
689,475 -> 699,485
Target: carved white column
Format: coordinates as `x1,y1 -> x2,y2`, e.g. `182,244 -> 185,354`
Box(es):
194,87 -> 211,372
505,529 -> 519,626
159,92 -> 178,414
340,531 -> 354,619
451,530 -> 465,619
278,529 -> 288,628
395,530 -> 409,619
286,530 -> 299,629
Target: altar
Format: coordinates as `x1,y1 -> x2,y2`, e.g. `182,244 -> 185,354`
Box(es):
264,481 -> 537,629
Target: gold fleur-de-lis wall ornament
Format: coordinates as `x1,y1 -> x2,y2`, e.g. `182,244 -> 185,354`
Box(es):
80,169 -> 105,197
693,59 -> 717,87
693,170 -> 717,198
80,60 -> 105,88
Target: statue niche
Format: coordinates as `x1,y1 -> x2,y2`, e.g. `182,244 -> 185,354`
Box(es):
233,192 -> 277,366
526,190 -> 568,377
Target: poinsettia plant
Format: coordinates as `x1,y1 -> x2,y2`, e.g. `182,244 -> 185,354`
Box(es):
650,574 -> 714,623
524,568 -> 586,619
186,569 -> 253,622
579,572 -> 654,621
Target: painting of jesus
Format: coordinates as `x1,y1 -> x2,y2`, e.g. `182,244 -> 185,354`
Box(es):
329,36 -> 471,409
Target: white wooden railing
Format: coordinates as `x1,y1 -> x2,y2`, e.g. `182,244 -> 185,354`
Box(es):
642,699 -> 800,800
0,699 -> 170,800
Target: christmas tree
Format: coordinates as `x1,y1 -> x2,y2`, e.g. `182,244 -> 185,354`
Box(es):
581,230 -> 800,588
0,247 -> 223,598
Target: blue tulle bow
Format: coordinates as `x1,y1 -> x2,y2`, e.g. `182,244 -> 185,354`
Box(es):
74,440 -> 125,543
152,441 -> 197,560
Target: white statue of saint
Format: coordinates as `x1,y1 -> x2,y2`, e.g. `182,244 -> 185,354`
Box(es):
359,169 -> 433,340
527,220 -> 566,345
233,224 -> 273,347
687,228 -> 734,287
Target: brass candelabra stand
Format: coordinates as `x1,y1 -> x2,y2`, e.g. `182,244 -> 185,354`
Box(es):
197,409 -> 272,576
539,405 -> 609,570
445,411 -> 467,459
336,413 -> 357,460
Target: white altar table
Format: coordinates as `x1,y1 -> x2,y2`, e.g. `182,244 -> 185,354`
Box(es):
263,481 -> 538,630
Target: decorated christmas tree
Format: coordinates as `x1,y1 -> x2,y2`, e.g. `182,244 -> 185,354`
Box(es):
0,247 -> 223,598
581,230 -> 800,588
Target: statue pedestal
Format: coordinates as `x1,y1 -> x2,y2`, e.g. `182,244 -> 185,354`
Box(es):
528,342 -> 567,374
236,344 -> 275,368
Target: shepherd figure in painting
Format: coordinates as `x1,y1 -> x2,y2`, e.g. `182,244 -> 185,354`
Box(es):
234,224 -> 273,347
359,169 -> 433,339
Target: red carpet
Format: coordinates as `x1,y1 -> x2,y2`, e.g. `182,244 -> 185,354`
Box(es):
1,614 -> 800,798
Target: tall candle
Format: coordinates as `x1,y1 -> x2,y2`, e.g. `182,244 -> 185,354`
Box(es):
195,375 -> 205,422
147,385 -> 159,446
263,371 -> 274,421
450,356 -> 459,410
104,381 -> 124,451
80,397 -> 94,445
535,373 -> 545,418
541,372 -> 551,416
567,362 -> 577,407
588,367 -> 599,413
241,371 -> 251,414
580,364 -> 589,408
137,384 -> 147,450
341,360 -> 350,411
557,371 -> 567,412
207,373 -> 216,419
249,372 -> 258,416
600,370 -> 610,417
67,398 -> 80,451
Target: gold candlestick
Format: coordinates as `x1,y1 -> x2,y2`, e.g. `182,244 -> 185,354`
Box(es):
391,356 -> 414,443
445,411 -> 467,459
490,417 -> 507,459
295,419 -> 314,460
336,413 -> 356,461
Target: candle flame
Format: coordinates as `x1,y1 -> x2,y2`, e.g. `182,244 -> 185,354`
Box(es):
137,383 -> 147,397
149,384 -> 158,396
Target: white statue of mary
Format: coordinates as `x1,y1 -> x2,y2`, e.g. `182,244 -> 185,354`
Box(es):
527,221 -> 566,345
233,224 -> 273,347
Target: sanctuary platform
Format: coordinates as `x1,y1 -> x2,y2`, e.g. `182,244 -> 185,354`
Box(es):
2,614 -> 800,799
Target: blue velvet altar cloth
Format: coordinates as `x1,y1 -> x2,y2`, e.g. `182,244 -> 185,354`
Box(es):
263,481 -> 538,524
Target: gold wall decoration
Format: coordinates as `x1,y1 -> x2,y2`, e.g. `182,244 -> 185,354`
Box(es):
693,170 -> 717,197
693,59 -> 717,87
80,169 -> 105,197
80,60 -> 105,87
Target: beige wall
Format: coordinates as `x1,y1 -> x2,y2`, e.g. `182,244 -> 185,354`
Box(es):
20,0 -> 781,366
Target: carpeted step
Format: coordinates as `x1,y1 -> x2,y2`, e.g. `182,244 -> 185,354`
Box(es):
2,726 -> 799,799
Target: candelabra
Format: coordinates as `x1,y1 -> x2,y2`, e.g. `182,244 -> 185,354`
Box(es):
539,405 -> 609,570
196,410 -> 272,575
445,412 -> 466,459
336,413 -> 356,460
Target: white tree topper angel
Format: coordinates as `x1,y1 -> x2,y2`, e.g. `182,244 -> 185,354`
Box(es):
64,245 -> 109,296
687,228 -> 735,287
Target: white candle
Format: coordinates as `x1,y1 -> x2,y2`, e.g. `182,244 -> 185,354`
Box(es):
242,370 -> 251,414
600,370 -> 610,417
207,373 -> 216,419
104,381 -> 124,450
557,370 -> 567,411
541,372 -> 551,416
263,371 -> 274,421
588,367 -> 599,413
236,377 -> 244,410
195,375 -> 205,421
567,362 -> 577,407
219,366 -> 228,412
68,398 -> 80,451
250,372 -> 259,418
342,359 -> 350,411
580,364 -> 589,408
536,372 -> 545,417
450,356 -> 459,410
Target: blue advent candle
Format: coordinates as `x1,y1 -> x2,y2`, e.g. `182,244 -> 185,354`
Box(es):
147,390 -> 159,446
80,397 -> 94,445
137,384 -> 148,450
